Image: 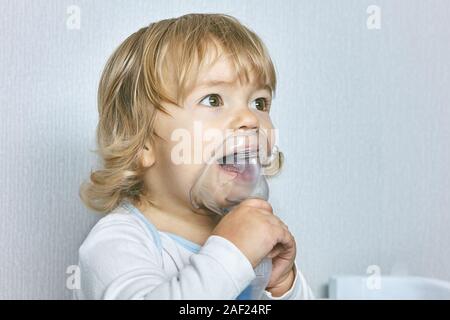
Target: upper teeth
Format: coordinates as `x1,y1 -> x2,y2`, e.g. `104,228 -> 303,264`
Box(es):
219,152 -> 257,165
220,153 -> 237,165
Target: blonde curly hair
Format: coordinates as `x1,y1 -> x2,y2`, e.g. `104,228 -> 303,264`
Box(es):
79,13 -> 278,213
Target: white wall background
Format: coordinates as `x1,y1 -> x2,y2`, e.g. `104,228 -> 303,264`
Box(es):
1,0 -> 449,299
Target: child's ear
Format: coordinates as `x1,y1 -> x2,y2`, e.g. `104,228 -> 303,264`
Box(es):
141,141 -> 156,168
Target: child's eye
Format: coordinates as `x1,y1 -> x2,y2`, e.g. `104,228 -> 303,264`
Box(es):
199,94 -> 223,108
251,97 -> 271,112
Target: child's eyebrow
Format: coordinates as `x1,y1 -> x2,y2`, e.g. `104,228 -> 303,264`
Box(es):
196,79 -> 272,93
196,79 -> 235,88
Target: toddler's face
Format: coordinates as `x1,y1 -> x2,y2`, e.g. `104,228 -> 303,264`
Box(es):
146,53 -> 275,213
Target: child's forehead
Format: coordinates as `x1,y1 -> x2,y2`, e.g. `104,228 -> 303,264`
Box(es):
170,39 -> 274,104
193,55 -> 266,90
195,55 -> 238,84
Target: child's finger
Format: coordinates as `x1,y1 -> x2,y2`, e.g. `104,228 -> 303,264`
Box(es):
240,198 -> 273,213
274,226 -> 296,252
267,244 -> 284,258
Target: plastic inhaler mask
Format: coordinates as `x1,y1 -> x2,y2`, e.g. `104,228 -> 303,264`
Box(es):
189,130 -> 279,299
190,130 -> 279,216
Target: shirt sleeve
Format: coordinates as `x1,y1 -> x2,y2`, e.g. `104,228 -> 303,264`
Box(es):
260,261 -> 315,300
76,218 -> 256,300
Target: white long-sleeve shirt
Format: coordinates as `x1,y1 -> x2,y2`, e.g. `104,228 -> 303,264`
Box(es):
74,200 -> 314,300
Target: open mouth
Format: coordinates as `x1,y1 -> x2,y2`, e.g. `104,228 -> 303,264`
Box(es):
216,150 -> 259,181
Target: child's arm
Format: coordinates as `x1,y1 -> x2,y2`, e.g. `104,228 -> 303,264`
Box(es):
76,218 -> 256,299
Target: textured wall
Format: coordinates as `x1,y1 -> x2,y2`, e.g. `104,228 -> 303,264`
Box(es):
1,0 -> 449,299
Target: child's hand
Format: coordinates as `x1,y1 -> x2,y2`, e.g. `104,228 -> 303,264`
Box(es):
211,199 -> 296,295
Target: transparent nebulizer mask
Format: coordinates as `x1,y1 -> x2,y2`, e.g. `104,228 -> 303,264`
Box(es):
190,130 -> 279,215
190,130 -> 280,299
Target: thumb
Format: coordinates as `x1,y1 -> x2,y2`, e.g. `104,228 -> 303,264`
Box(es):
239,198 -> 273,213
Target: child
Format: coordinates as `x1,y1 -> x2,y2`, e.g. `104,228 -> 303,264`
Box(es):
77,13 -> 313,300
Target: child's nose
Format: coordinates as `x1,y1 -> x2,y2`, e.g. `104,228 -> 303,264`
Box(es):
230,106 -> 260,130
